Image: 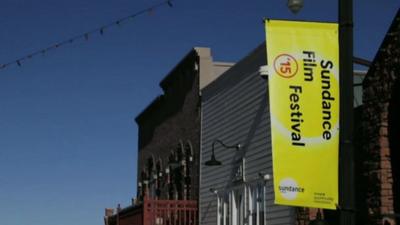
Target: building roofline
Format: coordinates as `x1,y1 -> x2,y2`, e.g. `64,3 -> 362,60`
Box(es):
159,47 -> 212,89
364,8 -> 400,84
135,47 -> 213,124
134,95 -> 164,124
159,48 -> 198,89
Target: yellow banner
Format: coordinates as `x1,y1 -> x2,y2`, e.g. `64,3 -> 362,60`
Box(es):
265,20 -> 339,209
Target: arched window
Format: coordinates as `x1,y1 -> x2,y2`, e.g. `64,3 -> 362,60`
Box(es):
155,158 -> 163,198
184,140 -> 194,199
176,140 -> 185,162
139,170 -> 147,199
146,155 -> 155,175
145,155 -> 156,198
167,150 -> 176,200
175,141 -> 185,199
185,140 -> 194,163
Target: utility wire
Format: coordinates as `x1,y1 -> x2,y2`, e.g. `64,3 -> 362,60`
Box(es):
0,0 -> 173,70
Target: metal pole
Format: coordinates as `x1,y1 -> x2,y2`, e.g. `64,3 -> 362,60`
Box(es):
339,0 -> 355,224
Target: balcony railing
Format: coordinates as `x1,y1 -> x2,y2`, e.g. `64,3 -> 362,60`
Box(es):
143,199 -> 198,225
105,199 -> 198,225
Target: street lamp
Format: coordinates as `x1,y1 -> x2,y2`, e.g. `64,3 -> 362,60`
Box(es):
286,1 -> 355,225
288,0 -> 355,225
204,139 -> 241,166
287,0 -> 304,14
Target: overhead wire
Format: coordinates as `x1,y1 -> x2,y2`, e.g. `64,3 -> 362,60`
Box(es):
0,0 -> 174,70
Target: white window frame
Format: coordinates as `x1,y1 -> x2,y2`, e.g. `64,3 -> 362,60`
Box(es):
217,183 -> 267,225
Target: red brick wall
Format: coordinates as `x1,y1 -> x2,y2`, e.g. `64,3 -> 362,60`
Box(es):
359,9 -> 399,225
295,9 -> 400,225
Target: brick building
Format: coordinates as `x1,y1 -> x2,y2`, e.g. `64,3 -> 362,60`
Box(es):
297,9 -> 400,225
104,47 -> 233,225
295,10 -> 400,225
358,8 -> 400,225
135,47 -> 232,201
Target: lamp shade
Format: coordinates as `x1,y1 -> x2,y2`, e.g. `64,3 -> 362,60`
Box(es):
287,0 -> 304,14
204,152 -> 222,166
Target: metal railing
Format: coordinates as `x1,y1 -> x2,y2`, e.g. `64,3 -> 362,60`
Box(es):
143,199 -> 198,225
106,199 -> 198,225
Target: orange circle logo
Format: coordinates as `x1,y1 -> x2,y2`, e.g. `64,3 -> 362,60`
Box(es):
273,54 -> 298,78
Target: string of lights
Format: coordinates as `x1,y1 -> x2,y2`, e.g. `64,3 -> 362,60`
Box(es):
0,0 -> 173,70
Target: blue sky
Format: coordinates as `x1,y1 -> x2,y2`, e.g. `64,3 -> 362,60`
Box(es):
0,0 -> 398,225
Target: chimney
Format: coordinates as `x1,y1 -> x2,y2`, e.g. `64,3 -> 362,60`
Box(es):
105,208 -> 114,217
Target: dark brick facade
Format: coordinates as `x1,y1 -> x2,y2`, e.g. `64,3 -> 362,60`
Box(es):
104,47 -> 232,225
295,9 -> 400,225
359,9 -> 400,225
135,50 -> 201,201
134,48 -> 232,201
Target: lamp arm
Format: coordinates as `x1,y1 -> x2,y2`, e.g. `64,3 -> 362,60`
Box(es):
212,139 -> 241,154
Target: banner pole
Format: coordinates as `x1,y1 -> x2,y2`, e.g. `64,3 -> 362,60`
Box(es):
338,0 -> 355,224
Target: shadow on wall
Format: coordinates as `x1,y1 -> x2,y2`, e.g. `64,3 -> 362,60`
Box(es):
225,89 -> 268,189
200,201 -> 213,223
388,79 -> 400,225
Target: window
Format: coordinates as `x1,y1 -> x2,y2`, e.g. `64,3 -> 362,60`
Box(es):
256,184 -> 266,225
218,193 -> 230,225
250,184 -> 266,225
217,184 -> 266,225
249,187 -> 257,225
